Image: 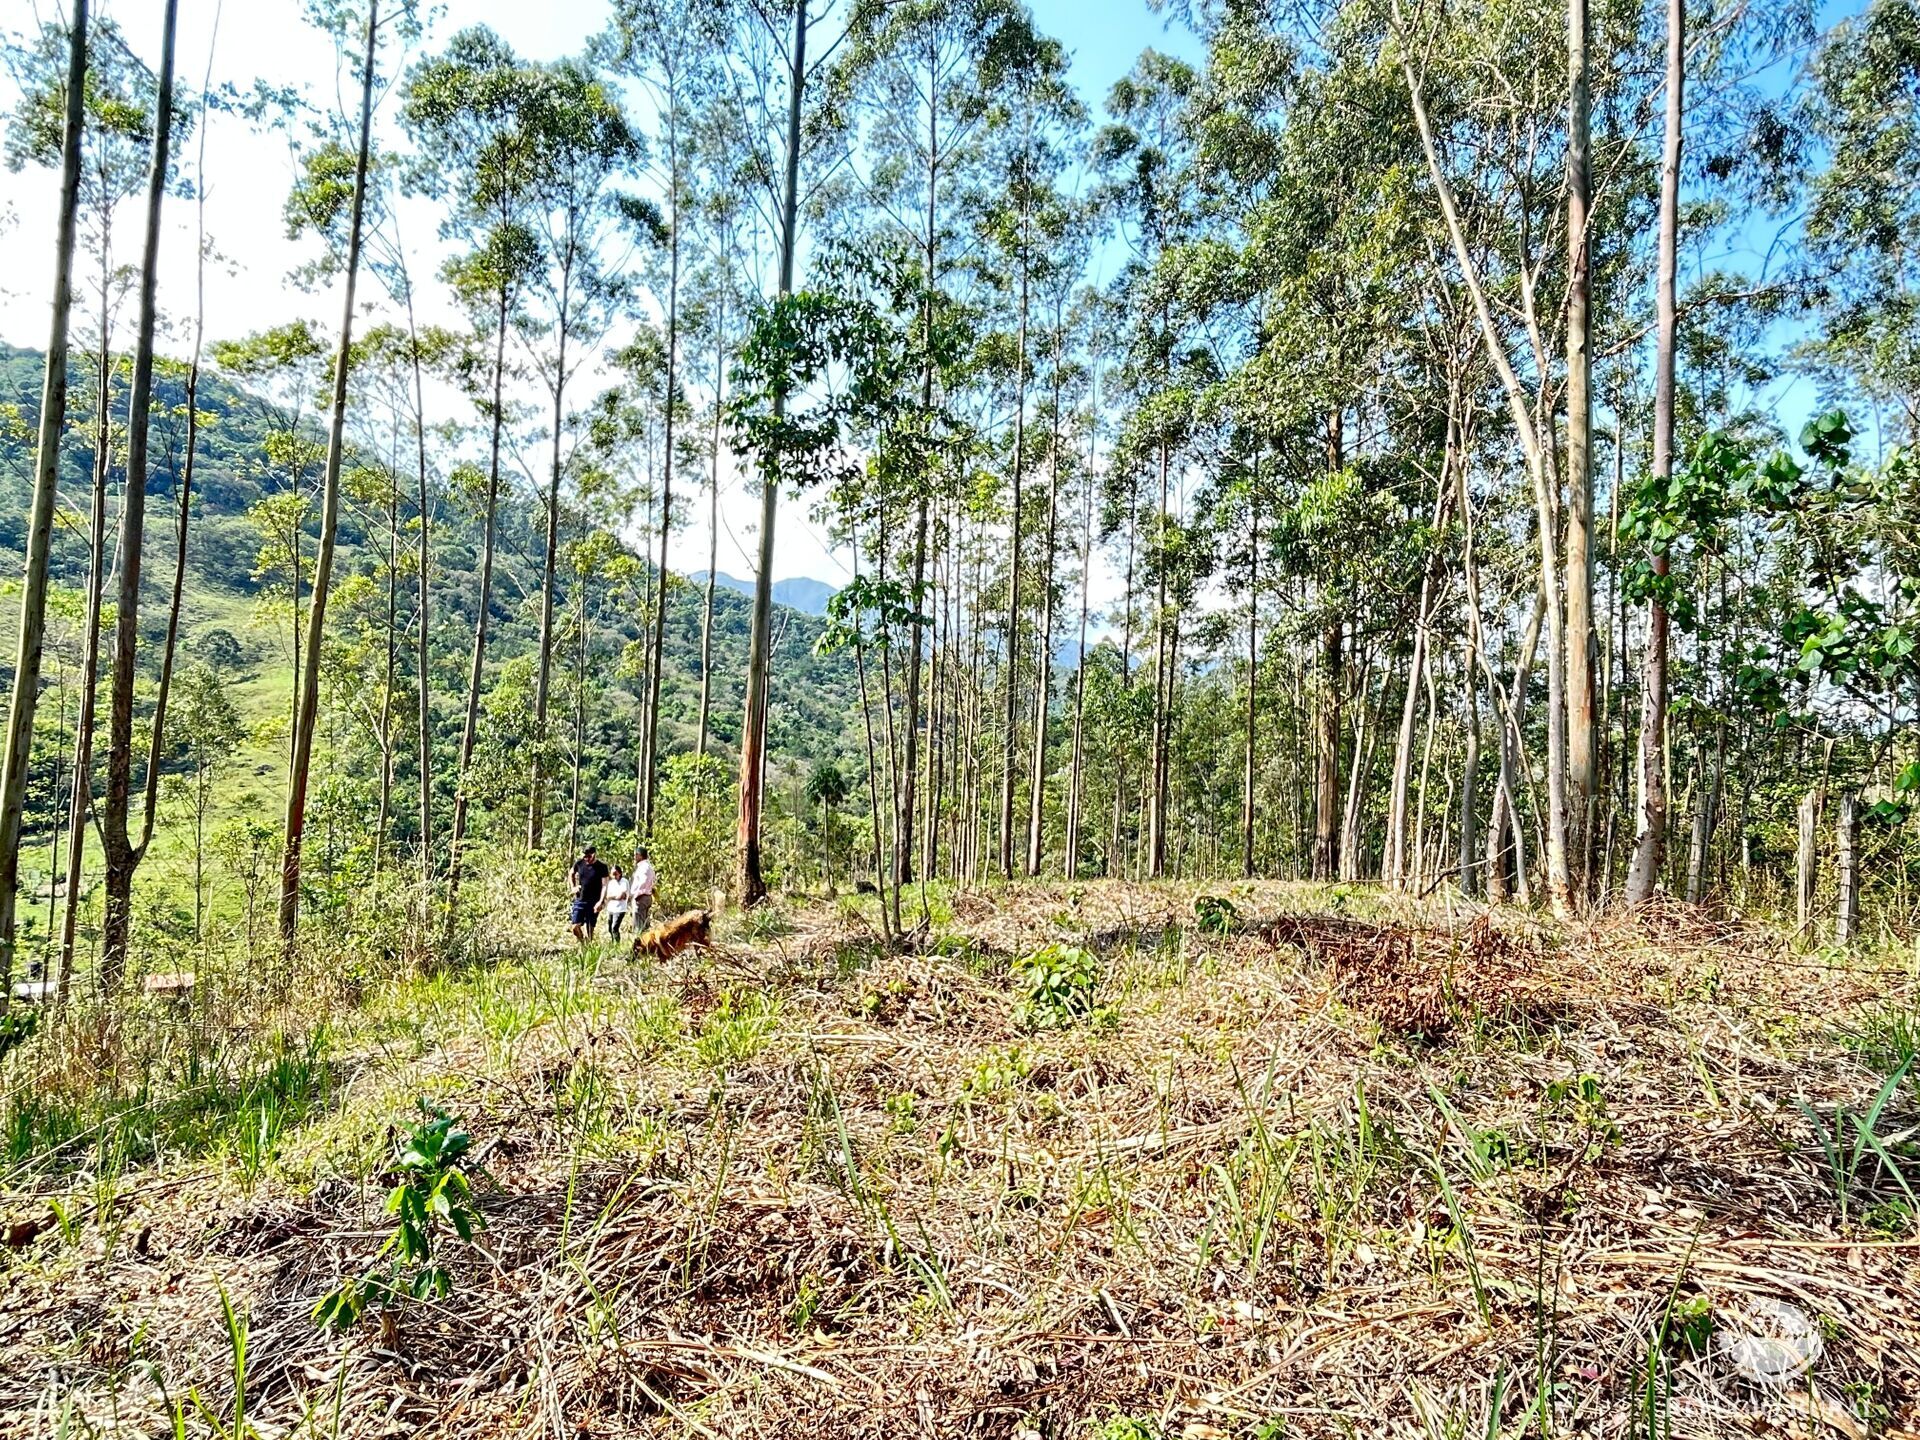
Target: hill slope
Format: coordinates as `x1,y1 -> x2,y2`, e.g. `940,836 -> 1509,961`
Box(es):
1,882 -> 1914,1433
0,340 -> 864,864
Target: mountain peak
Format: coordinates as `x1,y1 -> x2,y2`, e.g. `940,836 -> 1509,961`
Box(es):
689,571 -> 837,617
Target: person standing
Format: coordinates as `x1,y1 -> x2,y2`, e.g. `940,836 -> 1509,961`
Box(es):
631,846 -> 658,933
599,863 -> 632,942
568,843 -> 610,943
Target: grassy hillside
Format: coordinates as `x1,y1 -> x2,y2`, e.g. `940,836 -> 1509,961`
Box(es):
1,882 -> 1916,1434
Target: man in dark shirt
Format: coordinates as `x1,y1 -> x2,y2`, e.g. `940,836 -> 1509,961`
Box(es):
569,844 -> 610,942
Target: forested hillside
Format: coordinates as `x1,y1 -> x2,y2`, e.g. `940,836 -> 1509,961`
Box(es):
0,334 -> 860,965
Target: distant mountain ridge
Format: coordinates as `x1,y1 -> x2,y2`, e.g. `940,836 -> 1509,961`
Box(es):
690,571 -> 837,617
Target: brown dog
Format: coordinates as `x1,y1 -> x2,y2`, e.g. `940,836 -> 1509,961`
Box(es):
632,909 -> 713,962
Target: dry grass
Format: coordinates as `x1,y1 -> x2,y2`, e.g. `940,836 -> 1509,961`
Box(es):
2,881 -> 1918,1438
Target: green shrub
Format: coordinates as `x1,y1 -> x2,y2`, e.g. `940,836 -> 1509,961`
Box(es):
647,753 -> 734,911
1193,894 -> 1238,936
1014,943 -> 1103,1030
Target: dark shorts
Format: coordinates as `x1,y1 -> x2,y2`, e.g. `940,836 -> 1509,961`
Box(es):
570,899 -> 597,928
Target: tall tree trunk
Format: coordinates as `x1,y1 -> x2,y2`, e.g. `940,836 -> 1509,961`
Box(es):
1626,0 -> 1684,907
1313,412 -> 1344,881
569,549 -> 586,858
875,525 -> 905,934
902,74 -> 940,891
407,296 -> 434,915
1242,485 -> 1259,880
1159,606 -> 1181,876
643,132 -> 682,834
152,41 -> 211,928
917,540 -> 941,888
0,0 -> 87,1011
1339,654 -> 1375,882
1458,629 -> 1482,897
1025,330 -> 1063,877
1110,478 -> 1137,878
373,480 -> 397,892
1147,440 -> 1171,879
635,465 -> 656,828
737,0 -> 806,906
528,316 -> 569,854
1565,0 -> 1598,904
280,0 -> 377,942
998,253 -> 1029,878
100,0 -> 180,984
1065,379 -> 1096,880
446,293 -> 510,929
698,296 -> 723,767
848,532 -> 891,938
58,343 -> 111,996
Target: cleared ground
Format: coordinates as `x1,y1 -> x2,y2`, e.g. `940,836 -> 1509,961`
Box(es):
2,882 -> 1917,1438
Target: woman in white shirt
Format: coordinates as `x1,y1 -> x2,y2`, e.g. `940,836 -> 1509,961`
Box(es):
598,864 -> 632,942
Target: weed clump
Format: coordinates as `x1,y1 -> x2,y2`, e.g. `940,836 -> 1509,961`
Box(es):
1192,893 -> 1238,936
1013,942 -> 1108,1030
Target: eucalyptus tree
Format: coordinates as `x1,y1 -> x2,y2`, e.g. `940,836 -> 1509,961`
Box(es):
402,27 -> 547,917
6,12 -> 162,991
1625,0 -> 1684,906
291,46 -> 442,909
515,54 -> 642,854
970,26 -> 1080,877
1064,290 -> 1120,878
1097,48 -> 1202,878
724,0 -> 848,906
96,0 -> 181,982
0,0 -> 86,1013
681,146 -> 756,765
599,0 -> 726,832
1024,246 -> 1095,876
278,0 -> 394,944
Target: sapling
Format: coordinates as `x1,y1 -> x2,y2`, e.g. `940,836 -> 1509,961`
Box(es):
314,1104 -> 483,1330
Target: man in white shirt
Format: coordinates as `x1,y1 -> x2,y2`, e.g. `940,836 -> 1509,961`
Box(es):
630,847 -> 658,932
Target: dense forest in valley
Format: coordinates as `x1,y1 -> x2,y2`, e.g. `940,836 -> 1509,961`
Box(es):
1,0 -> 1918,1434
